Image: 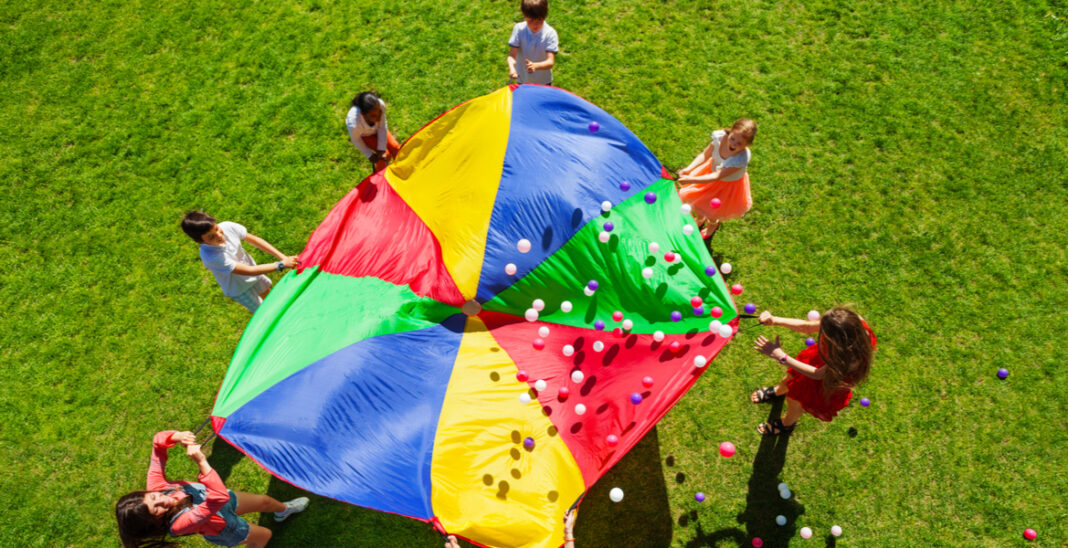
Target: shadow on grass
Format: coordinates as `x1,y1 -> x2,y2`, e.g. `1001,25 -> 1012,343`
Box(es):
206,437 -> 245,482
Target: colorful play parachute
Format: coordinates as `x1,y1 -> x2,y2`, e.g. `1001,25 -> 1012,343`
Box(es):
210,85 -> 737,548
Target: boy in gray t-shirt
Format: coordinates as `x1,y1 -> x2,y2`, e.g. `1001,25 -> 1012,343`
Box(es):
507,0 -> 558,85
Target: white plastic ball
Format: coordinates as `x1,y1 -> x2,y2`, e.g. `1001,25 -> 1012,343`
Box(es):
575,403 -> 587,416
720,262 -> 733,274
807,309 -> 821,321
562,344 -> 575,357
505,263 -> 517,275
601,200 -> 612,212
517,239 -> 531,253
560,301 -> 573,313
641,267 -> 653,279
653,330 -> 665,342
693,355 -> 707,368
538,326 -> 550,337
780,489 -> 791,500
831,525 -> 842,537
583,287 -> 595,297
571,370 -> 585,383
718,324 -> 733,338
609,487 -> 624,502
709,320 -> 722,332
776,515 -> 787,526
524,308 -> 539,322
683,224 -> 695,236
777,482 -> 789,491
598,231 -> 611,243
681,204 -> 692,215
800,527 -> 812,539
621,319 -> 634,330
519,393 -> 532,404
532,299 -> 545,311
648,242 -> 660,254
592,341 -> 605,352
534,379 -> 547,391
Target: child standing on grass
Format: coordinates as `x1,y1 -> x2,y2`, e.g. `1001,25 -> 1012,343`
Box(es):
346,90 -> 401,172
115,430 -> 308,548
507,0 -> 558,85
181,211 -> 299,314
676,118 -> 757,238
749,306 -> 876,436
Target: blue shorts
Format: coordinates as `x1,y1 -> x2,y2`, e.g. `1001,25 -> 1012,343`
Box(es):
201,490 -> 250,547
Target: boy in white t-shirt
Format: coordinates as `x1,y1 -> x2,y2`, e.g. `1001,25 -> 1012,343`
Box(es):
181,211 -> 299,313
507,0 -> 559,85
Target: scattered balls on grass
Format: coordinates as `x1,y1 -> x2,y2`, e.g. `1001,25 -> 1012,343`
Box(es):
997,368 -> 1009,379
1024,528 -> 1037,540
719,441 -> 736,457
800,527 -> 812,539
609,487 -> 624,502
807,309 -> 821,321
752,538 -> 763,548
776,515 -> 787,526
695,492 -> 705,502
859,397 -> 870,407
744,303 -> 756,314
831,525 -> 842,537
720,262 -> 733,274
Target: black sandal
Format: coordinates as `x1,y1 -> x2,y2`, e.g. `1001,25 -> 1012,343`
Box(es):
750,387 -> 780,404
757,418 -> 795,436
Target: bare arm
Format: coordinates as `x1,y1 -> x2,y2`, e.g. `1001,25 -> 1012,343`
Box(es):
753,336 -> 826,380
244,233 -> 287,261
679,141 -> 715,175
678,165 -> 743,184
507,47 -> 520,79
759,311 -> 820,334
526,51 -> 555,72
564,509 -> 577,548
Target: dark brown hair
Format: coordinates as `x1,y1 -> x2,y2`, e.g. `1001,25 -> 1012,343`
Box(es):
521,0 -> 548,20
724,118 -> 757,146
180,211 -> 216,243
115,491 -> 193,548
817,306 -> 873,396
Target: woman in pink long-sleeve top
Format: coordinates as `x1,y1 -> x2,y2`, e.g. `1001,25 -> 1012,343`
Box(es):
115,430 -> 308,548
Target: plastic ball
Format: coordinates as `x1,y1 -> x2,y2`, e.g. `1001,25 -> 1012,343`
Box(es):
664,252 -> 676,262
524,437 -> 535,449
709,320 -> 723,332
601,200 -> 612,212
670,311 -> 682,322
612,327 -> 624,338
860,397 -> 870,407
641,267 -> 654,279
710,306 -> 723,318
571,370 -> 584,383
720,262 -> 733,274
744,303 -> 756,314
710,198 -> 722,209
1024,528 -> 1037,540
505,263 -> 517,275
585,341 -> 600,352
517,239 -> 532,253
778,482 -> 789,491
560,301 -> 573,313
609,487 -> 624,502
681,204 -> 692,215
776,515 -> 787,526
807,309 -> 821,321
694,355 -> 707,368
525,308 -> 539,322
532,338 -> 545,350
800,527 -> 812,539
598,231 -> 611,243
619,181 -> 631,191
805,337 -> 816,346
648,243 -> 660,255
622,319 -> 634,330
997,368 -> 1009,379
718,324 -> 733,338
575,403 -> 587,416
831,525 -> 842,537
612,310 -> 623,321
705,265 -> 717,276
642,376 -> 654,388
587,280 -> 599,291
519,393 -> 532,404
719,441 -> 736,457
731,284 -> 744,295
653,330 -> 665,342
695,492 -> 705,502
691,297 -> 704,308
516,370 -> 529,382
534,379 -> 547,391
752,538 -> 763,548
630,393 -> 643,404
594,320 -> 606,331
603,222 -> 614,232
780,489 -> 791,500
538,326 -> 550,337
532,299 -> 545,311
558,386 -> 570,398
562,344 -> 575,356
644,192 -> 657,204
589,121 -> 600,132
683,225 -> 695,236
606,434 -> 619,446
693,307 -> 704,316
668,341 -> 681,352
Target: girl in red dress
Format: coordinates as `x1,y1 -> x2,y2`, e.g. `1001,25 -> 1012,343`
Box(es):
749,307 -> 876,435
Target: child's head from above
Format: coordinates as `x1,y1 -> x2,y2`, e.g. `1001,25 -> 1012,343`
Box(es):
115,491 -> 193,547
817,306 -> 873,392
352,91 -> 383,125
181,211 -> 223,245
723,118 -> 757,155
521,0 -> 548,31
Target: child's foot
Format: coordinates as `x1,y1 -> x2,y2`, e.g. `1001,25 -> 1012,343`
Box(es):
756,418 -> 795,436
750,386 -> 781,403
700,220 -> 721,239
274,497 -> 309,522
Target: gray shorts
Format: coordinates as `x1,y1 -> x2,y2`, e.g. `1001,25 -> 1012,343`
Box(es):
230,276 -> 272,313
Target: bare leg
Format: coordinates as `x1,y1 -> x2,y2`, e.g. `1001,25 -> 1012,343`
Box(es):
234,491 -> 285,515
781,396 -> 805,427
241,524 -> 273,548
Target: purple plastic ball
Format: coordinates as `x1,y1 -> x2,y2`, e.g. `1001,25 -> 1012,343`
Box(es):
705,266 -> 716,276
630,393 -> 643,405
594,320 -> 606,331
587,280 -> 599,290
588,121 -> 600,132
805,337 -> 816,347
744,303 -> 757,314
644,192 -> 657,204
670,311 -> 682,322
997,368 -> 1009,379
620,181 -> 631,191
695,492 -> 706,502
693,307 -> 705,316
859,397 -> 870,407
603,222 -> 614,232
523,437 -> 535,449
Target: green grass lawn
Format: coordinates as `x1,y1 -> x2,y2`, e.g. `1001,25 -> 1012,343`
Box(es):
2,0 -> 1066,546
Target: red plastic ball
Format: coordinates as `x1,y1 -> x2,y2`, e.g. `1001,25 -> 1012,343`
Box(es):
611,327 -> 624,338
641,376 -> 654,388
516,370 -> 529,382
605,434 -> 619,447
532,338 -> 545,350
664,252 -> 675,262
690,296 -> 703,308
752,538 -> 763,548
612,310 -> 623,321
668,341 -> 681,352
710,306 -> 723,318
558,386 -> 570,398
731,284 -> 744,295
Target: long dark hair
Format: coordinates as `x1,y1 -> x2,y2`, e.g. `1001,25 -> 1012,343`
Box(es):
817,306 -> 873,396
351,90 -> 381,112
115,491 -> 193,548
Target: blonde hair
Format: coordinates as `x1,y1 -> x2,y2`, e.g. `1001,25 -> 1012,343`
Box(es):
725,118 -> 757,146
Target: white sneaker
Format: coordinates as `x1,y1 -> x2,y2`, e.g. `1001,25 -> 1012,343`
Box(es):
274,497 -> 309,522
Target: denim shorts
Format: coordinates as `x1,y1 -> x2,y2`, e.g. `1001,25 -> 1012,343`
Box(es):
201,490 -> 251,547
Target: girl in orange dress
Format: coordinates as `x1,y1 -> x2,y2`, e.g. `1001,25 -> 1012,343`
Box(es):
676,118 -> 757,238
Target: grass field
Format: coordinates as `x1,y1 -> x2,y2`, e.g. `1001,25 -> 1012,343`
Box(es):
2,0 -> 1066,546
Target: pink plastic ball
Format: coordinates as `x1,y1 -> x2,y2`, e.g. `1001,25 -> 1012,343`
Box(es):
612,311 -> 623,321
664,252 -> 676,262
719,441 -> 736,457
690,296 -> 703,308
710,306 -> 723,318
668,341 -> 681,353
641,376 -> 654,388
710,198 -> 722,209
1024,528 -> 1037,540
516,370 -> 529,382
731,284 -> 743,295
532,338 -> 545,350
605,434 -> 619,447
558,386 -> 570,398
752,539 -> 763,548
